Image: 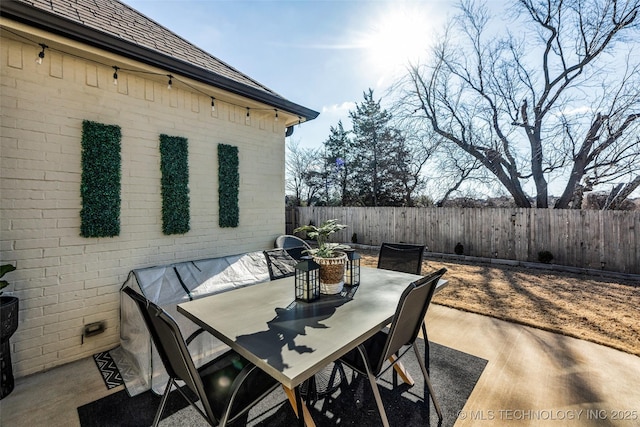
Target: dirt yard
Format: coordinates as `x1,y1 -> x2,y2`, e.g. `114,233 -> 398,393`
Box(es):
358,251 -> 640,357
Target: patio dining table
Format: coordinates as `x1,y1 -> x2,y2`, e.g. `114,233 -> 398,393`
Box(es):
177,266 -> 447,426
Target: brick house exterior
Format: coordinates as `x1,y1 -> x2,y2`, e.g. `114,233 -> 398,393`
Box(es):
0,0 -> 318,378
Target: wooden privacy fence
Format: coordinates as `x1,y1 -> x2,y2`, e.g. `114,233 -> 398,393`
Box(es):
296,207 -> 640,275
285,206 -> 298,235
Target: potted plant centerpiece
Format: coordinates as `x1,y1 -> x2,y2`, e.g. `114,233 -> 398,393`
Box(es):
294,219 -> 350,294
1,263 -> 18,399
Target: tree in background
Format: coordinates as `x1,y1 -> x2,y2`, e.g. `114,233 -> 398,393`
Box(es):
432,146 -> 487,206
395,0 -> 640,209
287,90 -> 429,207
285,140 -> 324,206
391,108 -> 491,206
323,120 -> 355,205
384,119 -> 434,206
348,89 -> 423,206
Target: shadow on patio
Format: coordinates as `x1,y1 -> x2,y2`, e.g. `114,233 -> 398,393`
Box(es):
1,303 -> 639,427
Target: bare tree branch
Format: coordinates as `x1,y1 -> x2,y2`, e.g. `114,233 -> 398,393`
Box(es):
394,0 -> 639,209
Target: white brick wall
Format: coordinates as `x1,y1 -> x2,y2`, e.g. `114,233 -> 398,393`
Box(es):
1,34 -> 289,377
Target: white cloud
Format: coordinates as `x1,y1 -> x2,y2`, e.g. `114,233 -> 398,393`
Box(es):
322,102 -> 356,115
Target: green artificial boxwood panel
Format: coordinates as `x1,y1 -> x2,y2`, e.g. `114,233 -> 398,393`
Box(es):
218,144 -> 239,228
160,134 -> 190,235
80,120 -> 121,238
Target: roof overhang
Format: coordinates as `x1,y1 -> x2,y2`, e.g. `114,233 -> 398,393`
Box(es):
0,0 -> 319,123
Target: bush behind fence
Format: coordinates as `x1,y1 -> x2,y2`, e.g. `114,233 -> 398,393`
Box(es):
293,207 -> 640,275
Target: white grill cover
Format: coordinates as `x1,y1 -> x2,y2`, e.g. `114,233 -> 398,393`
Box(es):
114,251 -> 270,396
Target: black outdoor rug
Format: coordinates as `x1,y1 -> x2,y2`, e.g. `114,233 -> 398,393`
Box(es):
78,341 -> 487,427
93,350 -> 124,390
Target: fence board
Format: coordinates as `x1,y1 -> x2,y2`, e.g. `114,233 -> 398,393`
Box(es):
296,207 -> 640,275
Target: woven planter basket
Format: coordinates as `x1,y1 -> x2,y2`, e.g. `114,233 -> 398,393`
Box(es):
313,252 -> 347,294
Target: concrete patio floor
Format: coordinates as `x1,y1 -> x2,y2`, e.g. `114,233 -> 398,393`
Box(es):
1,305 -> 638,426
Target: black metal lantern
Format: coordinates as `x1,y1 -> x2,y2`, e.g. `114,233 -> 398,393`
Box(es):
344,250 -> 361,286
295,257 -> 320,302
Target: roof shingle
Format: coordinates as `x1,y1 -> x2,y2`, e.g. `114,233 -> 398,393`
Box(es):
24,0 -> 280,95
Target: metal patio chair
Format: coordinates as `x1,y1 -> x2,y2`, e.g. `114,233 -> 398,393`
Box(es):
123,286 -> 280,427
338,268 -> 447,426
274,234 -> 312,260
377,242 -> 426,275
263,248 -> 298,280
377,242 -> 432,382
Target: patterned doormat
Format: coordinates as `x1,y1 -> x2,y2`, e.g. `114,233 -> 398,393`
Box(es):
93,350 -> 124,390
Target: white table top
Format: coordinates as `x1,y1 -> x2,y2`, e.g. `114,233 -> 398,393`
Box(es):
177,266 -> 446,389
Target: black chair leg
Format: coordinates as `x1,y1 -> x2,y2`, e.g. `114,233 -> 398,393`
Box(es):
422,321 -> 430,373
413,342 -> 443,421
325,362 -> 345,395
356,345 -> 390,427
294,386 -> 305,427
392,350 -> 399,387
153,378 -> 175,427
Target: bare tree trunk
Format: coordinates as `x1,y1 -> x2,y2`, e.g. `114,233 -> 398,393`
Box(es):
606,177 -> 640,210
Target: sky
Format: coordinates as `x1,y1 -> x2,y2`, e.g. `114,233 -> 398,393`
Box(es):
120,0 -> 639,200
123,0 -> 454,149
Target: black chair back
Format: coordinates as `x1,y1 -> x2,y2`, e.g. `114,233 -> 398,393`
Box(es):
275,235 -> 311,260
123,286 -> 281,427
373,267 -> 447,374
122,287 -> 216,421
377,242 -> 426,275
263,248 -> 298,280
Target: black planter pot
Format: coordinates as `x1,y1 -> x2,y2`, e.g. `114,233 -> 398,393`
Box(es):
1,296 -> 19,399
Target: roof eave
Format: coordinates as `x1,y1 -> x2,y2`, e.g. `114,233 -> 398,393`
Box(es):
0,1 -> 319,122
